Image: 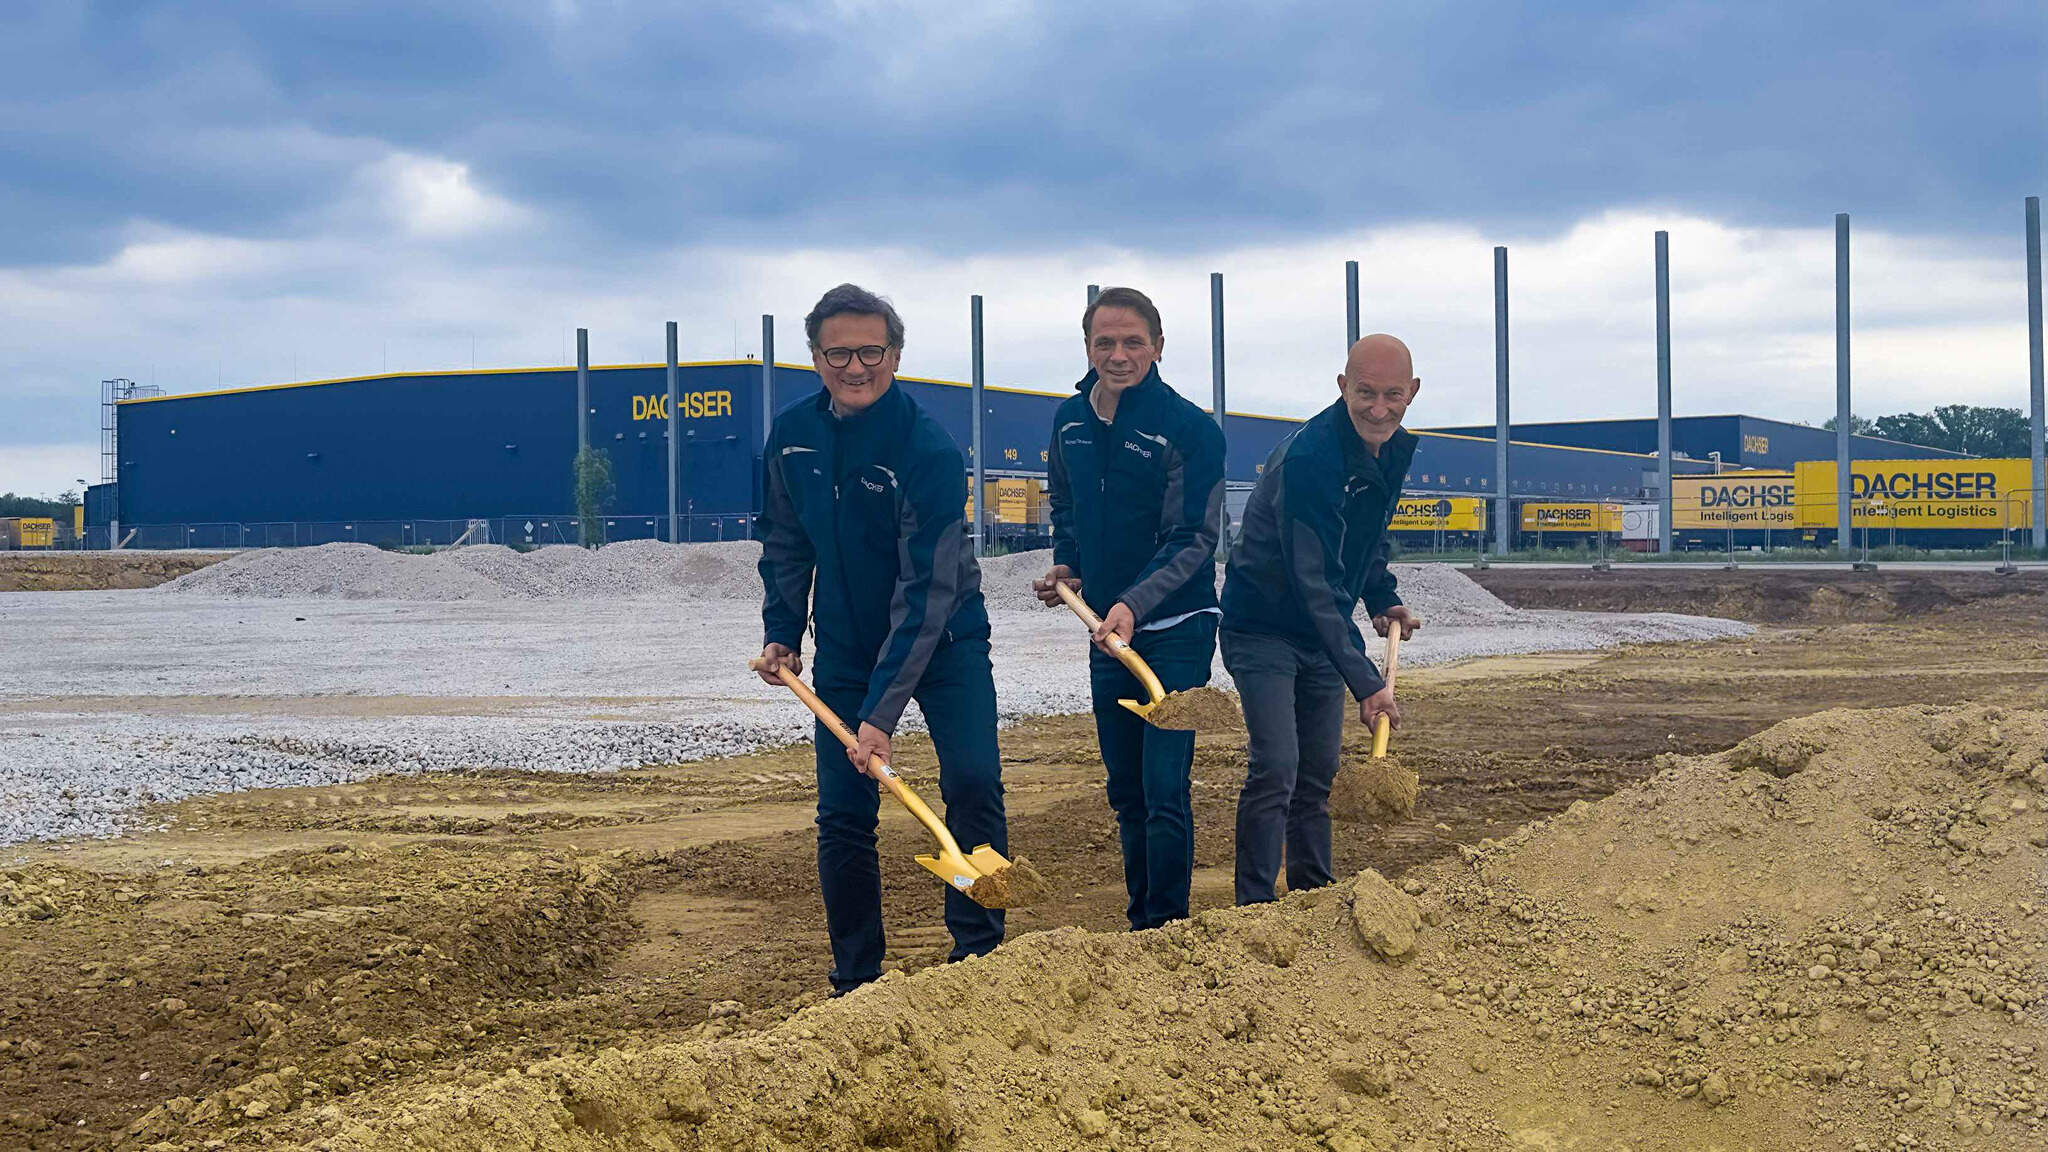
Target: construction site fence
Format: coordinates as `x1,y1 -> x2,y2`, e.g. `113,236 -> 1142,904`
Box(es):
85,513 -> 758,552
56,486 -> 2048,555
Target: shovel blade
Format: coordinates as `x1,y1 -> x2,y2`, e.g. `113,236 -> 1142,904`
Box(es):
915,850 -> 982,893
964,844 -> 1014,876
1117,698 -> 1153,720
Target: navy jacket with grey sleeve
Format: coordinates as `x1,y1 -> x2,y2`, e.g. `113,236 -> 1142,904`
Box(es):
757,381 -> 989,735
1220,400 -> 1417,701
1045,365 -> 1226,626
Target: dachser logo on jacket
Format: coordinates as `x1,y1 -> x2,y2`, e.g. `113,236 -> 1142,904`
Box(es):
1122,439 -> 1152,459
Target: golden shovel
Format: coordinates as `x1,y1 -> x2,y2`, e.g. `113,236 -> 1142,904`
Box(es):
1332,624 -> 1419,821
749,658 -> 1042,908
1053,582 -> 1241,732
1371,625 -> 1403,758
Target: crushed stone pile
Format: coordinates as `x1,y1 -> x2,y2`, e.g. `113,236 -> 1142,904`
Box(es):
196,704 -> 2046,1151
974,549 -> 1518,628
159,540 -> 772,602
163,543 -> 1521,632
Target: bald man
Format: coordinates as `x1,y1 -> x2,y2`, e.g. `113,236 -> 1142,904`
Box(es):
1219,334 -> 1424,905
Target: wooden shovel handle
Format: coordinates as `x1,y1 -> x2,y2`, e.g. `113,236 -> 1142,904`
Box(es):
1370,626 -> 1402,758
1053,582 -> 1167,706
747,658 -> 967,859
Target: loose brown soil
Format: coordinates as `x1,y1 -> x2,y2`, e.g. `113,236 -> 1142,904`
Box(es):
1471,565 -> 2048,623
0,552 -> 232,592
0,571 -> 2043,1149
1143,686 -> 1246,734
1330,754 -> 1419,823
965,854 -> 1053,910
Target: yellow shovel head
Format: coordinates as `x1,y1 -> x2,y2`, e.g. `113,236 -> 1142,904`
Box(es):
914,843 -> 1015,892
916,849 -> 983,892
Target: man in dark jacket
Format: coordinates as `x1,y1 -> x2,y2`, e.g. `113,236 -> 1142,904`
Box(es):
1220,334 -> 1424,906
756,283 -> 1006,993
1033,287 -> 1225,930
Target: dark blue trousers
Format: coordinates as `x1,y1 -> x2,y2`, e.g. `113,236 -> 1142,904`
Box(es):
1088,613 -> 1218,930
812,637 -> 1006,993
1223,628 -> 1349,906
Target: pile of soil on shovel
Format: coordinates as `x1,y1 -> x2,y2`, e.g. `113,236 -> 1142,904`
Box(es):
169,705 -> 2047,1151
964,854 -> 1054,910
1329,754 -> 1420,822
1143,686 -> 1246,733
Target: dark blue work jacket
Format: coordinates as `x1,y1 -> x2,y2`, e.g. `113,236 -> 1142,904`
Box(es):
758,381 -> 988,734
1046,366 -> 1226,625
1221,399 -> 1416,700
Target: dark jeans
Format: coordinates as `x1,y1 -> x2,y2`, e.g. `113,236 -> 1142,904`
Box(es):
812,637 -> 1006,993
1223,628 -> 1348,905
1089,613 -> 1218,930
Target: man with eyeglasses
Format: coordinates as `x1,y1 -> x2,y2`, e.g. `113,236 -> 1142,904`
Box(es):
1033,286 -> 1225,930
1223,334 -> 1423,906
755,282 -> 1006,994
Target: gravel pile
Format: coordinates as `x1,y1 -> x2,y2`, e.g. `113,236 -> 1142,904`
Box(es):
161,540 -> 771,602
978,551 -> 1520,629
164,543 -> 1523,634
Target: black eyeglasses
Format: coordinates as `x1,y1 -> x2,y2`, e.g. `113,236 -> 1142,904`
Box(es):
821,345 -> 889,368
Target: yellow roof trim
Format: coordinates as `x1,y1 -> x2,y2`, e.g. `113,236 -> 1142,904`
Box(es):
117,360 -> 1077,405
1414,428 -> 1666,460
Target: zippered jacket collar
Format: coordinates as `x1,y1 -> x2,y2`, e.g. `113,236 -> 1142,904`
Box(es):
1072,364 -> 1166,415
810,378 -> 909,427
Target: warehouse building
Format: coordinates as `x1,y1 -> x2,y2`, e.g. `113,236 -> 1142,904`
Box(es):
93,361 -> 1732,550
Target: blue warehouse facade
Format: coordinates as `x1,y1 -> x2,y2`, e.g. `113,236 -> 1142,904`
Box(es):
105,361 -> 1712,549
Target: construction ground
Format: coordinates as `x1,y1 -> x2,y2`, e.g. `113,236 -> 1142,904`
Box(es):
0,550 -> 2044,1151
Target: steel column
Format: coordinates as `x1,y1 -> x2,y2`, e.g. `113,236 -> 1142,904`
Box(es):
2027,196 -> 2046,549
666,321 -> 680,544
971,294 -> 986,558
1087,284 -> 1100,306
1493,247 -> 1511,556
761,315 -> 776,450
1655,232 -> 1673,555
576,328 -> 589,454
1836,214 -> 1853,554
1345,259 -> 1360,348
1210,272 -> 1226,435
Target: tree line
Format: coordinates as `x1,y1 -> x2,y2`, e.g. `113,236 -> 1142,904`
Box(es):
1822,404 -> 2037,457
0,492 -> 78,518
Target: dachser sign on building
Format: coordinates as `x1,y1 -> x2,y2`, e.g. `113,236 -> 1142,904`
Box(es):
1793,459 -> 2037,529
1673,473 -> 1797,529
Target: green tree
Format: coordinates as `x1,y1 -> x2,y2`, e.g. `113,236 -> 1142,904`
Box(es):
573,447 -> 616,548
0,493 -> 68,517
1871,405 -> 2031,456
1821,413 -> 1874,435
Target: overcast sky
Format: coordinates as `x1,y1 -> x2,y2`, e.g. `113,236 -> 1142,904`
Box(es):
3,1 -> 2043,498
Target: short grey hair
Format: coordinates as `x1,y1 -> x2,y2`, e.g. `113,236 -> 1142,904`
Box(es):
804,283 -> 906,350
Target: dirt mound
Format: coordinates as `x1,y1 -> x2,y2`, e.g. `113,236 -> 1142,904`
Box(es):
0,552 -> 230,592
183,704 -> 2045,1150
1,844 -> 636,1148
1472,567 -> 2048,623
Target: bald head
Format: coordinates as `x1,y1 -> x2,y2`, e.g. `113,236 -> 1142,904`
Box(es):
1345,333 -> 1413,380
1337,333 -> 1420,453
